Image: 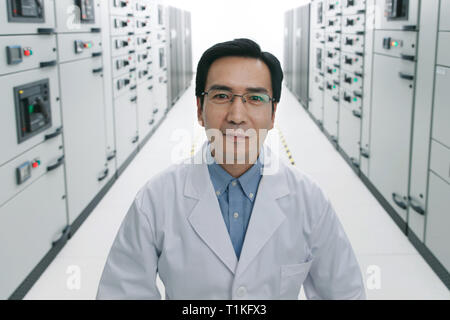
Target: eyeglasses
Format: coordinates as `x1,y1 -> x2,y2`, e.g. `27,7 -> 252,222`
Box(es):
201,89 -> 274,107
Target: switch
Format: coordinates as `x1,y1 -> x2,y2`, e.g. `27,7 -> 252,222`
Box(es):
14,79 -> 52,143
7,46 -> 23,64
23,48 -> 32,56
32,159 -> 40,168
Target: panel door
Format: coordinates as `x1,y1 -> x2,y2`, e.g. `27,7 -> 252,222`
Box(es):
369,53 -> 415,221
59,58 -> 109,223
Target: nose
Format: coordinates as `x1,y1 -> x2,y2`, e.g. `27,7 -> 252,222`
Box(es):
226,94 -> 248,125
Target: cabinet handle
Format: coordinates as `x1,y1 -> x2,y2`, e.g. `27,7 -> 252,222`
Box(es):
350,157 -> 360,168
392,193 -> 408,210
354,72 -> 363,77
130,96 -> 137,102
44,127 -> 62,141
318,86 -> 324,91
403,25 -> 417,31
132,136 -> 139,144
107,151 -> 116,161
148,85 -> 154,90
37,28 -> 55,34
47,155 -> 65,172
92,52 -> 102,57
332,96 -> 340,102
40,60 -> 57,68
353,91 -> 362,98
360,148 -> 370,158
98,168 -> 109,182
149,119 -> 155,125
352,110 -> 362,118
409,197 -> 425,215
401,54 -> 415,62
92,67 -> 103,73
399,72 -> 414,81
91,28 -> 101,33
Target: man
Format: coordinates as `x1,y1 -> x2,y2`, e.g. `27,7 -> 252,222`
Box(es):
97,38 -> 366,299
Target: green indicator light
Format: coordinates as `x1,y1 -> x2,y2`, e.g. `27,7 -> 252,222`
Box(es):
333,85 -> 336,89
354,98 -> 358,102
333,69 -> 337,73
354,78 -> 358,82
28,105 -> 34,114
37,160 -> 41,165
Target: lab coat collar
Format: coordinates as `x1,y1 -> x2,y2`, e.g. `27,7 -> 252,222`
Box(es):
184,141 -> 290,276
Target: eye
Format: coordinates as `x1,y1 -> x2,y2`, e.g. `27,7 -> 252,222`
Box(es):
214,93 -> 230,99
249,95 -> 264,101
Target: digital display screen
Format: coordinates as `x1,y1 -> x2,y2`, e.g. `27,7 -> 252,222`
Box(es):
7,46 -> 23,65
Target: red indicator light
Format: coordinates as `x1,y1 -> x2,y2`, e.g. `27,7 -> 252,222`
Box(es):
24,49 -> 31,56
32,162 -> 39,168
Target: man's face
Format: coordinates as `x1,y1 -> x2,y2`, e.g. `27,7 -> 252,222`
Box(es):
197,56 -> 278,164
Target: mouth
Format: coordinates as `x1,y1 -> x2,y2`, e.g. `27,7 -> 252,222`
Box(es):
223,131 -> 249,142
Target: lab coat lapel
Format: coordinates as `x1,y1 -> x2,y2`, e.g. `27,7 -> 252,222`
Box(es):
185,143 -> 238,275
235,145 -> 290,276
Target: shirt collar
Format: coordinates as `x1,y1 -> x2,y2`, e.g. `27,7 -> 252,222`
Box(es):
206,142 -> 263,201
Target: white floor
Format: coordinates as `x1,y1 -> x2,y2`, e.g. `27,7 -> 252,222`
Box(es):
24,84 -> 450,300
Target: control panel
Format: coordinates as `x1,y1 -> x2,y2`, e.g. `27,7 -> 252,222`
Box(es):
7,0 -> 45,23
385,0 -> 409,21
14,79 -> 52,143
75,0 -> 95,23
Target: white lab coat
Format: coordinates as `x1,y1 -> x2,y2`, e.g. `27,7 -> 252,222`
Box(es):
97,142 -> 366,300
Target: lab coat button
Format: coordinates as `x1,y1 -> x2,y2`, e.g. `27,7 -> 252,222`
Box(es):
236,286 -> 247,297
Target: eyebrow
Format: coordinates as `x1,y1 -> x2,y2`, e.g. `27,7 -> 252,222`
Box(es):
207,84 -> 269,94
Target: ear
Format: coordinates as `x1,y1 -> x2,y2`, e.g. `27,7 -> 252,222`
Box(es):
196,97 -> 205,127
270,102 -> 278,130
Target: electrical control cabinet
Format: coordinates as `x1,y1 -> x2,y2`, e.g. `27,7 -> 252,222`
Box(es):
54,0 -> 101,33
425,170 -> 450,271
109,0 -> 134,17
375,0 -> 419,30
113,91 -> 139,169
0,0 -> 56,35
338,94 -> 362,164
286,0 -> 450,289
0,162 -> 67,299
111,35 -> 135,57
110,15 -> 134,36
0,35 -> 57,75
59,56 -> 110,224
323,81 -> 340,140
342,0 -> 366,15
0,68 -> 61,166
57,32 -> 102,63
0,135 -> 63,207
137,77 -> 155,140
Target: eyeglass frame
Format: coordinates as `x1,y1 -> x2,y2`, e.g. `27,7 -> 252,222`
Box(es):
200,88 -> 275,106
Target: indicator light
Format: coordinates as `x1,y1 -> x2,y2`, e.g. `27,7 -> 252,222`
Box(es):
28,105 -> 34,114
32,162 -> 39,168
354,98 -> 358,102
354,78 -> 358,82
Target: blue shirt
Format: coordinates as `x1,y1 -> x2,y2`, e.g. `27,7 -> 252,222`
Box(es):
206,143 -> 264,259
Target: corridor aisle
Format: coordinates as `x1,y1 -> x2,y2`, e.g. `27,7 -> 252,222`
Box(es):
24,84 -> 450,299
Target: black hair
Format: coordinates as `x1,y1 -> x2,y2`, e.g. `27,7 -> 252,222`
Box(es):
195,38 -> 284,112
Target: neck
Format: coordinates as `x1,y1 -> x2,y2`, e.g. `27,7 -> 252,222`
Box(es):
210,149 -> 259,178
219,162 -> 254,178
